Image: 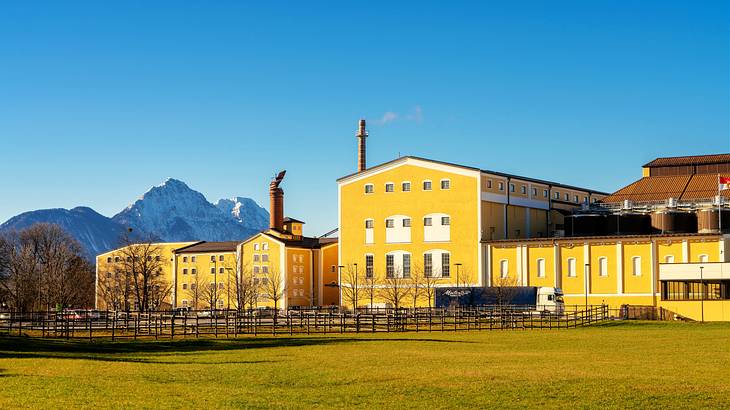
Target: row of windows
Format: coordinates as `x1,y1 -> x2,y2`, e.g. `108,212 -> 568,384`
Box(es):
253,266 -> 270,274
661,281 -> 730,301
253,243 -> 270,251
368,216 -> 450,229
181,255 -> 225,263
105,269 -> 163,278
498,256 -> 647,278
292,254 -> 305,263
181,282 -> 225,291
485,179 -> 596,204
364,252 -> 451,278
180,299 -> 225,308
365,179 -> 450,194
253,254 -> 269,262
106,255 -> 162,263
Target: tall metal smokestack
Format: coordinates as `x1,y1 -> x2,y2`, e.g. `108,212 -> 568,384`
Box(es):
357,119 -> 367,172
269,170 -> 286,231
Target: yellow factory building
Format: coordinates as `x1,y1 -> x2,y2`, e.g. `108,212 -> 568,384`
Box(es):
337,120 -> 730,320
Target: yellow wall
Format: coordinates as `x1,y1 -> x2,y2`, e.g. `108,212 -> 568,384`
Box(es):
320,243 -> 340,306
96,242 -> 196,310
481,201 -> 505,241
526,245 -> 555,287
506,205 -> 527,239
621,242 -> 653,294
340,162 -> 480,286
688,239 -> 719,262
241,234 -> 284,308
175,250 -> 238,309
286,247 -> 313,307
589,244 -> 617,294
560,244 -> 585,295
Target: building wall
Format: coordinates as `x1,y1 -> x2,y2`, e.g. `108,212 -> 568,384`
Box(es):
320,243 -> 340,306
286,248 -> 312,307
339,162 -> 481,287
241,234 -> 284,309
95,242 -> 195,310
174,250 -> 238,310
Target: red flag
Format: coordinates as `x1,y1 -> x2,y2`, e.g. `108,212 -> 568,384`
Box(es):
720,176 -> 730,190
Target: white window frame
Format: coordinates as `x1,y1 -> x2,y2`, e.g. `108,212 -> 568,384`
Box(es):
599,257 -> 608,277
699,254 -> 709,263
632,256 -> 641,276
364,183 -> 374,194
536,258 -> 545,278
385,182 -> 395,193
423,180 -> 432,191
440,179 -> 450,190
500,259 -> 509,278
567,258 -> 577,277
665,255 -> 674,264
402,181 -> 411,192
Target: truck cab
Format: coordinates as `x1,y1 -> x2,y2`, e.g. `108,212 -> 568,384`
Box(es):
536,287 -> 564,314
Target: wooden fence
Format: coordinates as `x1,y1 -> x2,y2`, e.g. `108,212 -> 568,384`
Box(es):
0,305 -> 610,341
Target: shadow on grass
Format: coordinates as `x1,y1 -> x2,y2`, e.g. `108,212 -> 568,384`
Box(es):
0,334 -> 471,363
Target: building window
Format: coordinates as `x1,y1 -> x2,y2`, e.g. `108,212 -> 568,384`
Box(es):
402,218 -> 411,228
567,258 -> 576,277
632,256 -> 641,276
366,255 -> 374,278
423,180 -> 432,191
665,255 -> 675,263
441,253 -> 450,277
219,255 -> 224,261
219,267 -> 224,274
532,187 -> 537,196
498,182 -> 504,191
114,257 -> 120,263
583,196 -> 588,203
599,257 -> 608,277
262,254 -> 269,262
183,268 -> 188,275
440,179 -> 450,190
191,268 -> 197,275
402,182 -> 411,192
500,260 -> 508,278
106,257 -> 112,263
386,254 -> 394,277
536,258 -> 545,278
182,284 -> 188,290
365,184 -> 374,194
441,216 -> 450,225
699,254 -> 709,263
253,266 -> 260,274
543,189 -> 548,198
254,243 -> 260,251
424,254 -> 433,277
183,256 -> 188,263
191,256 -> 196,262
254,254 -> 260,262
191,283 -> 196,290
554,191 -> 560,199
262,266 -> 269,274
385,183 -> 394,192
565,193 -> 570,201
386,219 -> 395,228
423,217 -> 432,226
509,183 -> 515,192
262,243 -> 269,250
210,255 -> 215,262
403,254 -> 411,277
365,219 -> 374,229
521,186 -> 527,194
210,267 -> 215,274
487,180 -> 492,189
574,195 -> 579,203
182,300 -> 188,308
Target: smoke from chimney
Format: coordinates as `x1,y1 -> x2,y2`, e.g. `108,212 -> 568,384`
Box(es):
269,170 -> 286,231
357,119 -> 367,172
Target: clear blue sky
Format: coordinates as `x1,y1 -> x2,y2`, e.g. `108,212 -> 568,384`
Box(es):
1,1 -> 728,235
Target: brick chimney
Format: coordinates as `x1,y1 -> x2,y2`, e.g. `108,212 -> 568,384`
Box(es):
269,170 -> 286,231
356,119 -> 367,172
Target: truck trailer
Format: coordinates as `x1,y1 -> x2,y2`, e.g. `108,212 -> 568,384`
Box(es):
435,286 -> 564,313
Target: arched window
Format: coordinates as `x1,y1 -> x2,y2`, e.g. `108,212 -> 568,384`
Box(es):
385,250 -> 411,278
536,258 -> 545,278
425,250 -> 450,277
385,215 -> 411,243
423,213 -> 451,242
632,256 -> 642,276
566,258 -> 576,277
598,257 -> 608,277
500,260 -> 509,278
699,254 -> 709,263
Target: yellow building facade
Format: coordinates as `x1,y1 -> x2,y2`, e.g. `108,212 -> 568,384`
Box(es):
337,156 -> 605,308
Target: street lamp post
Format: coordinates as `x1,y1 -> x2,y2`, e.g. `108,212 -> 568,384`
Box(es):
338,265 -> 344,308
225,267 -> 233,311
353,263 -> 358,312
699,265 -> 705,323
213,259 -> 218,314
584,264 -> 590,310
455,263 -> 462,288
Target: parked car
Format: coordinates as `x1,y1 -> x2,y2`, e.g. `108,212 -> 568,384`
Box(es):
0,311 -> 11,321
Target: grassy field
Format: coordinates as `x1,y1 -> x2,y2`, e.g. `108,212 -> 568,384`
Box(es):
0,322 -> 728,409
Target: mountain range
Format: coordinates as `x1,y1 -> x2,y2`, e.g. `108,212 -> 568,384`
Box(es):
0,178 -> 269,260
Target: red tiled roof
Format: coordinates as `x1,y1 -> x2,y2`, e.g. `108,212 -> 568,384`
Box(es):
643,154 -> 730,168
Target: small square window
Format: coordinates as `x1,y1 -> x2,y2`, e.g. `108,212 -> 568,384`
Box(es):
191,256 -> 196,262
498,182 -> 504,191
183,256 -> 188,263
385,183 -> 394,192
554,191 -> 560,199
183,268 -> 188,275
365,220 -> 374,229
403,218 -> 411,227
423,181 -> 432,190
441,216 -> 450,225
510,183 -> 515,192
386,219 -> 395,228
521,186 -> 526,194
191,268 -> 197,275
262,243 -> 269,250
219,267 -> 224,274
424,217 -> 432,226
106,257 -> 112,263
219,255 -> 224,261
262,254 -> 269,262
254,243 -> 260,250
210,255 -> 215,262
440,180 -> 450,190
487,180 -> 492,189
210,267 -> 215,274
365,184 -> 374,194
565,193 -> 570,201
402,182 -> 411,192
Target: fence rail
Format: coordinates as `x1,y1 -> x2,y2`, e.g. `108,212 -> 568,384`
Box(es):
0,305 -> 611,340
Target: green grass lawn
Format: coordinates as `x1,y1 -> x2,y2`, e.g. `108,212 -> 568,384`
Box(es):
0,322 -> 728,409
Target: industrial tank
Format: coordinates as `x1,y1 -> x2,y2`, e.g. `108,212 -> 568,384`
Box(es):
606,213 -> 652,235
650,210 -> 698,234
697,208 -> 730,233
564,214 -> 607,237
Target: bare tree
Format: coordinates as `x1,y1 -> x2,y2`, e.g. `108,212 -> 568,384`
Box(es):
340,263 -> 362,310
492,274 -> 521,307
184,272 -> 204,310
0,224 -> 94,312
378,267 -> 411,310
114,233 -> 168,312
261,268 -> 285,323
361,270 -> 379,311
200,279 -> 219,311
